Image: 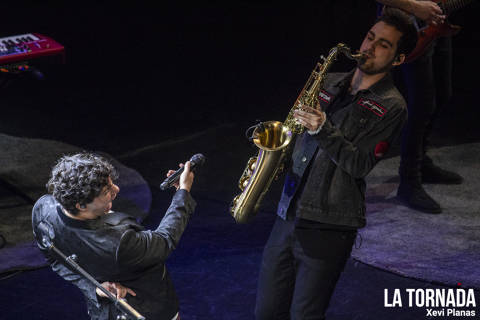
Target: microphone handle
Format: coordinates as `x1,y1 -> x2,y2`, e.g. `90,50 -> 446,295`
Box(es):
160,167 -> 185,190
160,162 -> 199,190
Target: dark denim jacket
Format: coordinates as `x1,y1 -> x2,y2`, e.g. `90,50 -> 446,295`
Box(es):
32,190 -> 196,320
277,71 -> 407,228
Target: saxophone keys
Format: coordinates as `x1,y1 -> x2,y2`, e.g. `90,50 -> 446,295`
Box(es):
248,157 -> 257,171
237,156 -> 258,190
230,195 -> 241,214
239,176 -> 250,190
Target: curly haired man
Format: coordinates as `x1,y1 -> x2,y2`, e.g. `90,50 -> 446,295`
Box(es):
32,152 -> 195,320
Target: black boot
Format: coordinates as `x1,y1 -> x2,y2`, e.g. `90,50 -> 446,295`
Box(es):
421,156 -> 463,184
398,159 -> 442,213
397,179 -> 442,214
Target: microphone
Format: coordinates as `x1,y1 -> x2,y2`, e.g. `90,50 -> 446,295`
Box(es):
160,154 -> 205,190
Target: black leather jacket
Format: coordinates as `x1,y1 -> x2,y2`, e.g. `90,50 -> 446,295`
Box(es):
32,190 -> 196,320
277,71 -> 407,228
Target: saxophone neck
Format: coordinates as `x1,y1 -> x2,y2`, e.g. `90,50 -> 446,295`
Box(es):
284,43 -> 365,135
336,43 -> 367,64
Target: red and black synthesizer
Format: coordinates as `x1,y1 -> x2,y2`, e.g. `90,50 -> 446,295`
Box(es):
0,33 -> 64,67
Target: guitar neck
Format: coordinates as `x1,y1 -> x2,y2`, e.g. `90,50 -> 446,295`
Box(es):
440,0 -> 474,16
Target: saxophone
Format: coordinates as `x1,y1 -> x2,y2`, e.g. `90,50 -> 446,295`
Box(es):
230,43 -> 366,223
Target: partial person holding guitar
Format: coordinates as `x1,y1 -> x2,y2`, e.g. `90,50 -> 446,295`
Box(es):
378,0 -> 472,213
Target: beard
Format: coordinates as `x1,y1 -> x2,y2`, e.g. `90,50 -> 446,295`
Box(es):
358,56 -> 395,75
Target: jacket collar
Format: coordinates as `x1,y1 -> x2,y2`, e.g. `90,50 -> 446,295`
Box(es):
332,68 -> 394,97
57,205 -> 104,230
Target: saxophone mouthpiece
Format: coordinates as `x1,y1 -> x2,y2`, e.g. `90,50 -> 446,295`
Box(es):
337,44 -> 367,64
351,51 -> 368,65
359,53 -> 368,65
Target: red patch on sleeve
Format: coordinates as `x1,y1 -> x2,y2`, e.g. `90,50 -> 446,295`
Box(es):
374,141 -> 389,158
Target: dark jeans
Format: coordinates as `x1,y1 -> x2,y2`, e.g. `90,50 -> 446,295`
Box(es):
255,217 -> 356,320
399,36 -> 452,179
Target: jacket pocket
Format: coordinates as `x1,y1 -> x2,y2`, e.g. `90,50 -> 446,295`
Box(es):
344,106 -> 381,142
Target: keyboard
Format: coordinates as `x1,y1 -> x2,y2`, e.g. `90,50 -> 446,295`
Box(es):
0,33 -> 64,66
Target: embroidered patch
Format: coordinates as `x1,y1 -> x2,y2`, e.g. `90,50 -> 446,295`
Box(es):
374,141 -> 389,158
358,98 -> 387,117
318,90 -> 332,103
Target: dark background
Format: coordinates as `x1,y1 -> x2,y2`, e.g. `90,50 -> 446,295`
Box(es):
0,1 -> 479,319
1,1 -> 479,155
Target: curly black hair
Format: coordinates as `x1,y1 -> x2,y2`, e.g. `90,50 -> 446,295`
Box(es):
46,152 -> 118,215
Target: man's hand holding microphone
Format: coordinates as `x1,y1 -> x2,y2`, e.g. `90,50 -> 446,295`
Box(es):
166,161 -> 195,192
161,154 -> 205,192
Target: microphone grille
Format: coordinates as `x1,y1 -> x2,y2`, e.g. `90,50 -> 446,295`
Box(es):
190,153 -> 206,166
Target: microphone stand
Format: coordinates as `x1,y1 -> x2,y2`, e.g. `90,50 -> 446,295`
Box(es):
41,237 -> 145,320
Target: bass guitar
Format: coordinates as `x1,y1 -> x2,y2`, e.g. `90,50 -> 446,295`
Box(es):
406,0 -> 473,63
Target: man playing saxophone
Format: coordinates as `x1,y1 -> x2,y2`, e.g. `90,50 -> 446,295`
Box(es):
255,9 -> 418,319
